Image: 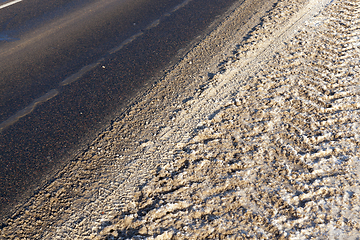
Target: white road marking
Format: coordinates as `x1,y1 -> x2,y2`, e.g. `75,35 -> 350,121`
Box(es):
0,0 -> 195,132
0,0 -> 22,10
0,89 -> 59,133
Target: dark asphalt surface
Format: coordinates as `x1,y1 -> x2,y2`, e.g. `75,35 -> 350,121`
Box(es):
0,0 -> 239,217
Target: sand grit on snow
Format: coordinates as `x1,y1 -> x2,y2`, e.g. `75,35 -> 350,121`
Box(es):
1,0 -> 360,239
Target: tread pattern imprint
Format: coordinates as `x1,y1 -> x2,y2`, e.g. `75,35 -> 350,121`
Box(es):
95,0 -> 360,239
1,0 -> 360,239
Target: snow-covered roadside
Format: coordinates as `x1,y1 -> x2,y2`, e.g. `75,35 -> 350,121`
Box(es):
2,0 -> 360,239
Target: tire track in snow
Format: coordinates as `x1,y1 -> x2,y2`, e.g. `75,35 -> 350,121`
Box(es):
94,0 -> 360,239
1,0 -> 360,239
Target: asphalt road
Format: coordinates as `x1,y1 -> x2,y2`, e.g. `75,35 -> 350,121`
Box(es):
0,0 -> 239,216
